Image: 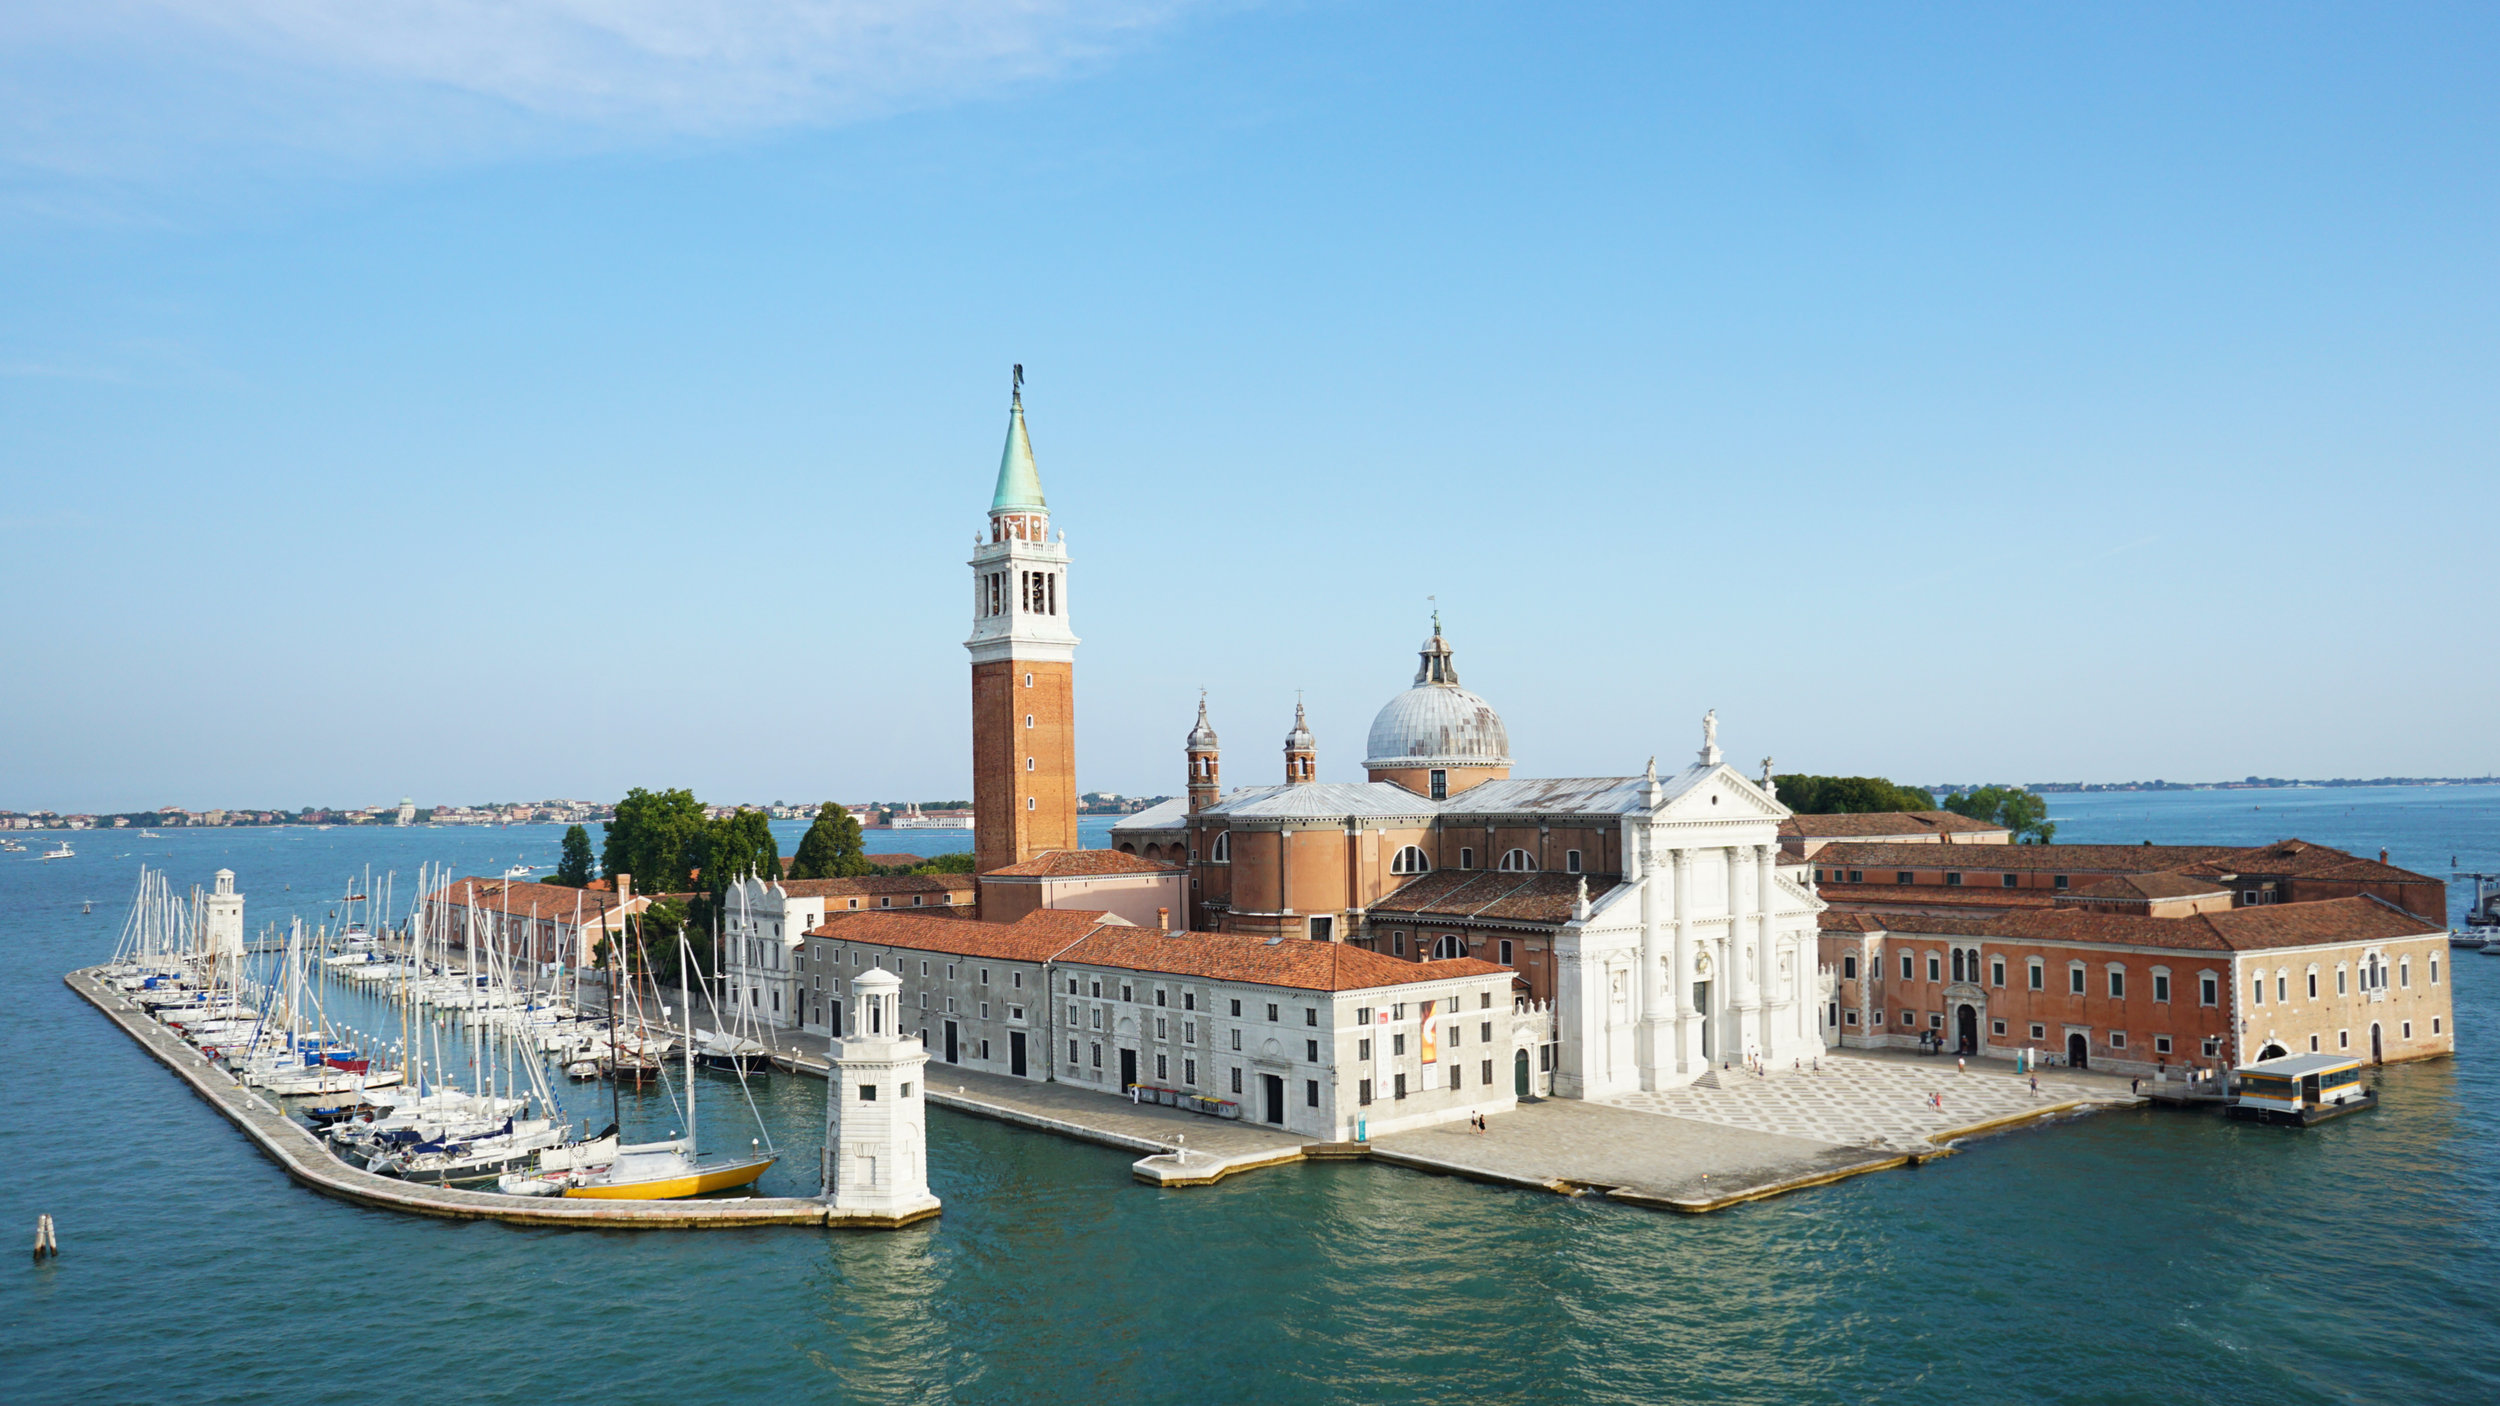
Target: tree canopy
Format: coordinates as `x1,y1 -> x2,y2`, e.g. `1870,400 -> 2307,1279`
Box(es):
701,808 -> 781,900
601,787 -> 708,894
554,824 -> 595,887
1943,786 -> 2057,844
1772,775 -> 1938,815
788,802 -> 871,880
911,851 -> 976,876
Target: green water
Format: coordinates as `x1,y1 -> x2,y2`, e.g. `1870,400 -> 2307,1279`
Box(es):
6,792 -> 2497,1403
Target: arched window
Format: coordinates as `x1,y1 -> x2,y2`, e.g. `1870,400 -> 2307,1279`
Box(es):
1210,832 -> 1230,863
1498,848 -> 1537,872
1390,845 -> 1431,875
1431,934 -> 1468,960
1120,843 -> 1139,855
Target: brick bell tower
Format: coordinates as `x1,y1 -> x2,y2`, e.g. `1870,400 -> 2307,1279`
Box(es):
967,367 -> 1081,874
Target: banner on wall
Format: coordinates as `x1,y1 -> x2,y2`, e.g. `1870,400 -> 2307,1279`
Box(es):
1419,1000 -> 1437,1064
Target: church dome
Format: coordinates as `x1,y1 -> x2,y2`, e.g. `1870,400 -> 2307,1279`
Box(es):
1362,620 -> 1512,771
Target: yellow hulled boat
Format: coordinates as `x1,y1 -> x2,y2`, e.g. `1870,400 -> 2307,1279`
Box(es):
559,1138 -> 776,1199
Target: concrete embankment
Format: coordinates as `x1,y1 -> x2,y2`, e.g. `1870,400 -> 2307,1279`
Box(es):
66,967 -> 878,1230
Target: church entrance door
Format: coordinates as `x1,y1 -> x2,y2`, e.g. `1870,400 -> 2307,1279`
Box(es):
1957,1005 -> 1978,1056
2066,1032 -> 2088,1069
1261,1074 -> 1286,1125
1119,1047 -> 1138,1090
1010,1031 -> 1028,1078
1693,982 -> 1712,1060
944,1021 -> 959,1064
1514,1049 -> 1530,1098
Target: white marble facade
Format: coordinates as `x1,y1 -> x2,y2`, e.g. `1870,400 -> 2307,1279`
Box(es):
1552,734 -> 1828,1099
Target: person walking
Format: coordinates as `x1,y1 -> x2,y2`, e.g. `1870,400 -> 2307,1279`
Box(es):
1956,1056 -> 1966,1075
2029,1073 -> 2038,1095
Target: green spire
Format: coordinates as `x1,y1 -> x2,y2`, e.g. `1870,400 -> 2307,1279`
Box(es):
991,370 -> 1046,512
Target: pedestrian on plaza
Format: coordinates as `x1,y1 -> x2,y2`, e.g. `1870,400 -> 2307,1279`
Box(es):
1956,1056 -> 1966,1075
2131,1077 -> 2141,1096
2029,1073 -> 2038,1095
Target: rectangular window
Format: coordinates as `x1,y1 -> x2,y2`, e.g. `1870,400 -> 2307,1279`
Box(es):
981,1040 -> 991,1060
1482,1057 -> 1494,1084
2400,959 -> 2411,989
1090,1043 -> 1102,1067
1155,1017 -> 1167,1040
1156,1054 -> 1168,1081
1500,939 -> 1515,964
2201,973 -> 2218,1005
1185,1059 -> 1197,1085
1902,953 -> 1915,981
1449,1065 -> 1462,1091
1359,1078 -> 1373,1106
1927,956 -> 1941,982
981,1003 -> 990,1020
2337,967 -> 2348,995
1431,770 -> 1448,801
1267,1003 -> 1280,1022
1069,1039 -> 1079,1062
2109,1032 -> 2127,1049
2307,971 -> 2318,999
1480,1021 -> 1492,1043
2108,970 -> 2124,1000
1849,870 -> 1864,883
1122,984 -> 1134,1003
1394,1073 -> 1407,1100
1393,1032 -> 1407,1055
1844,1011 -> 1858,1026
1929,1013 -> 1943,1029
1305,1007 -> 1318,1027
2030,1023 -> 2046,1040
2070,967 -> 2086,996
1842,954 -> 1858,979
1231,1068 -> 1243,1094
1306,1079 -> 1320,1108
1355,1006 -> 1371,1025
1566,849 -> 1582,873
1155,988 -> 1166,1007
2054,874 -> 2069,890
861,1084 -> 877,1101
2001,873 -> 2019,889
2431,956 -> 2441,985
1460,846 -> 1474,870
1991,1019 -> 2006,1036
1945,872 -> 1962,887
2204,1038 -> 2223,1057
1306,1039 -> 1319,1062
1990,958 -> 2005,987
1183,1021 -> 1195,1042
1184,991 -> 1196,1010
1897,871 -> 1915,885
2155,1035 -> 2172,1055
1231,1030 -> 1242,1051
2277,975 -> 2287,1002
1358,1037 -> 1371,1060
2252,976 -> 2265,1006
1230,999 -> 1242,1017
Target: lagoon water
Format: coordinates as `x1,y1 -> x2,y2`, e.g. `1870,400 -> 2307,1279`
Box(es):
5,789 -> 2498,1403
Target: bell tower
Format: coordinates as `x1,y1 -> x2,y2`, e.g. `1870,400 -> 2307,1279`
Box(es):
1283,698 -> 1316,784
967,367 -> 1080,874
1186,694 -> 1221,813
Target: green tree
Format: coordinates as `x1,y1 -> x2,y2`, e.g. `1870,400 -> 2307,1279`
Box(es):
788,802 -> 872,880
554,824 -> 596,887
1943,785 -> 2057,844
700,808 -> 781,902
912,850 -> 977,876
1772,775 -> 1939,814
601,787 -> 708,895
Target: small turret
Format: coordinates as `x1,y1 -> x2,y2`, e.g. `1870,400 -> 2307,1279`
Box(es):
1186,693 -> 1221,814
1284,696 -> 1316,784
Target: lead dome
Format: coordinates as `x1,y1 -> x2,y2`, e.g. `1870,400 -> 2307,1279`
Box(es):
1362,619 -> 1512,770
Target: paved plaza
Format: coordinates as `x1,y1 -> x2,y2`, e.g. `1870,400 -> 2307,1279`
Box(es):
1598,1051 -> 2127,1149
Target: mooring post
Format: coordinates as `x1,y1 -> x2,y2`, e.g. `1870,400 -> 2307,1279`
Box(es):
33,1213 -> 58,1260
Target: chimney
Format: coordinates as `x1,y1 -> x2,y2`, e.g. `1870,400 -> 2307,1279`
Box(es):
2380,849 -> 2389,864
615,872 -> 633,904
1156,906 -> 1170,931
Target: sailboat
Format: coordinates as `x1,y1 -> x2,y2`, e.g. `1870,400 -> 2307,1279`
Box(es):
545,932 -> 775,1199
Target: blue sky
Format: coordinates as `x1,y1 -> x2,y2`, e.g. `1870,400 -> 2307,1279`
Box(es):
4,3 -> 2495,813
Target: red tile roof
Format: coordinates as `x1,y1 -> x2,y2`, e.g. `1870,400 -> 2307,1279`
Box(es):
2065,871 -> 2231,902
772,875 -> 977,899
426,878 -> 635,921
811,908 -> 1508,991
984,849 -> 1181,878
1830,895 -> 2439,953
1817,882 -> 2061,910
1811,842 -> 2246,872
1369,870 -> 1617,924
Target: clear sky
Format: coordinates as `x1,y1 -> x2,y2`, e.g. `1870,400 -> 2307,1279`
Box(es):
4,3 -> 2495,814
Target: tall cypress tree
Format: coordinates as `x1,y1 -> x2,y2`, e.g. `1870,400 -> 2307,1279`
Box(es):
555,824 -> 595,886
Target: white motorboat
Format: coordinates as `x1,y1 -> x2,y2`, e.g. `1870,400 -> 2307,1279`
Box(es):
40,841 -> 74,860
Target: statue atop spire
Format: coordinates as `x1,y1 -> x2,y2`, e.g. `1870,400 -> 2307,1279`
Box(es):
990,364 -> 1046,517
1699,709 -> 1721,766
1760,756 -> 1777,798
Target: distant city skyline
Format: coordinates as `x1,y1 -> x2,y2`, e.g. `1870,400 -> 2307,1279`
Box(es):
5,5 -> 2495,812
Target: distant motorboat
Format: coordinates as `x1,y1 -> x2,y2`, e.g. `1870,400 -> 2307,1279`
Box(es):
503,864 -> 536,880
138,829 -> 163,839
40,841 -> 74,860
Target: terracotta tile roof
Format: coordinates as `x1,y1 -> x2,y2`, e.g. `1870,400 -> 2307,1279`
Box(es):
1060,928 -> 1512,992
2065,871 -> 2231,902
1811,842 -> 2247,873
1368,870 -> 1618,924
1817,883 -> 2061,910
807,907 -> 1105,961
426,878 -> 635,920
864,853 -> 930,869
1853,895 -> 2440,953
811,908 -> 1509,991
2176,838 -> 2436,885
984,848 -> 1181,878
771,874 -> 977,899
1817,912 -> 1890,933
1779,811 -> 2009,839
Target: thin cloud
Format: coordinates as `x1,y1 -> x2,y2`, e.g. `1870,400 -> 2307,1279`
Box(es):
0,1 -> 1216,180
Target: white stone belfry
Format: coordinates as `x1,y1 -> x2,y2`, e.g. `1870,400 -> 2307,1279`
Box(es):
821,966 -> 941,1227
203,869 -> 245,963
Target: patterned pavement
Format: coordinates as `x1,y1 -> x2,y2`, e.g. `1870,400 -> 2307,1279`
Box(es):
1597,1054 -> 2127,1148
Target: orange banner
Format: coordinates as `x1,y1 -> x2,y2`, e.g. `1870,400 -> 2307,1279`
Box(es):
1419,1000 -> 1437,1063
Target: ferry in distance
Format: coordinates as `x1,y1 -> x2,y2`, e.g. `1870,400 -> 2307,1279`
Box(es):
41,841 -> 75,860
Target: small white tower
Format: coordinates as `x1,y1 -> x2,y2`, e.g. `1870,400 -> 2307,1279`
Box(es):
203,869 -> 245,963
821,966 -> 940,1227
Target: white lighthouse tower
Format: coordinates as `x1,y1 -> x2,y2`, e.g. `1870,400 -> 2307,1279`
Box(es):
203,869 -> 245,964
821,966 -> 940,1228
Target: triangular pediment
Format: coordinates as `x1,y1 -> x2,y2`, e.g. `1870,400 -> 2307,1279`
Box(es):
1654,765 -> 1788,821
